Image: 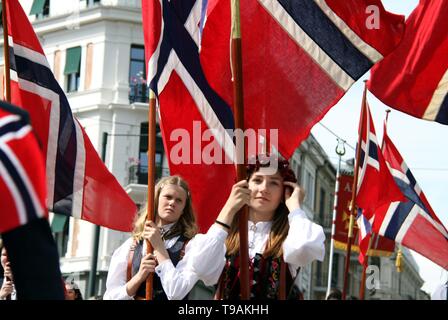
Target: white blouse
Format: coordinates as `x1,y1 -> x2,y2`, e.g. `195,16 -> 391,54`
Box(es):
103,208 -> 325,300
103,224 -> 228,300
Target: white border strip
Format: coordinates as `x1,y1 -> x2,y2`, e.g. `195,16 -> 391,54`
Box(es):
313,0 -> 383,63
424,68 -> 448,121
257,0 -> 354,91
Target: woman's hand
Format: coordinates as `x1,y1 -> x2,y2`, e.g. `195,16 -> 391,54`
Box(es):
143,221 -> 165,252
143,221 -> 170,264
3,262 -> 12,280
284,181 -> 305,212
126,253 -> 157,296
215,180 -> 251,229
136,253 -> 157,282
0,279 -> 13,299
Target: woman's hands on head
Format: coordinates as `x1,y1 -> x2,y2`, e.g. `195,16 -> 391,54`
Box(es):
283,181 -> 305,212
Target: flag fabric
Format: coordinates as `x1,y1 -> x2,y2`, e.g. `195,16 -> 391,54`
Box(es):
142,0 -> 404,230
356,208 -> 372,265
332,174 -> 394,262
5,0 -> 137,232
202,0 -> 405,158
0,101 -> 46,233
355,98 -> 404,263
368,0 -> 448,125
0,100 -> 64,299
355,100 -> 404,215
372,126 -> 448,269
142,0 -> 236,231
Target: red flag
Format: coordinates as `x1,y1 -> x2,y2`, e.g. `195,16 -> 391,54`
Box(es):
368,0 -> 448,125
0,100 -> 65,299
142,0 -> 236,231
333,174 -> 394,265
203,0 -> 405,158
372,126 -> 448,269
355,102 -> 404,215
0,101 -> 46,233
5,0 -> 137,231
142,0 -> 404,230
355,98 -> 404,263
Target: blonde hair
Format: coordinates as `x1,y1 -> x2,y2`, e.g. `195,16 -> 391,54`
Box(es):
132,176 -> 197,241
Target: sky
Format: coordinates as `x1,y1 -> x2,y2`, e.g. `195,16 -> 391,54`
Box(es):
310,0 -> 448,295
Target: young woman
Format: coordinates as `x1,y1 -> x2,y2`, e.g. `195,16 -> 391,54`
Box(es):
103,175 -> 227,300
213,155 -> 326,299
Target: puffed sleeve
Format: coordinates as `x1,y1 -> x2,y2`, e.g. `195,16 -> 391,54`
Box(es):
283,208 -> 325,277
154,224 -> 228,300
103,238 -> 135,300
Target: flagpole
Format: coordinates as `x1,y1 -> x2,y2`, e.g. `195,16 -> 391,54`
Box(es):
145,91 -> 156,300
359,233 -> 374,300
342,82 -> 368,299
231,0 -> 250,300
2,0 -> 11,102
326,139 -> 345,298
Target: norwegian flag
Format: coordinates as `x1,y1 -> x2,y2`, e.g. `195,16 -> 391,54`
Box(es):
142,0 -> 405,230
368,0 -> 448,125
142,0 -> 236,231
355,96 -> 403,264
372,126 -> 448,269
0,100 -> 64,299
202,0 -> 405,158
0,101 -> 46,233
4,0 -> 137,231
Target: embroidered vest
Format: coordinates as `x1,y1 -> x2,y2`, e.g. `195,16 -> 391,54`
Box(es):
217,253 -> 303,300
127,235 -> 189,300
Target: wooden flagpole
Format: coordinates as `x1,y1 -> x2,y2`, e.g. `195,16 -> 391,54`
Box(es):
359,233 -> 375,300
145,91 -> 156,300
342,82 -> 368,299
230,0 -> 250,300
2,0 -> 11,102
360,109 -> 391,300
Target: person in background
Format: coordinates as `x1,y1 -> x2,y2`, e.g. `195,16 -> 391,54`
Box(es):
65,280 -> 83,300
0,239 -> 16,300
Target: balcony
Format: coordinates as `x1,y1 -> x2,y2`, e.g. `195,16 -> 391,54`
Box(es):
129,83 -> 149,104
128,165 -> 163,185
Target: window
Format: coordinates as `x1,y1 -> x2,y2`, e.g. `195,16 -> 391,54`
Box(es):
131,122 -> 164,184
51,214 -> 69,258
85,0 -> 101,7
30,0 -> 50,19
319,188 -> 326,225
304,170 -> 315,210
64,47 -> 82,93
129,45 -> 148,103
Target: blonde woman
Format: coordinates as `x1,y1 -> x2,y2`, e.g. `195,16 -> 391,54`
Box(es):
104,176 -> 226,300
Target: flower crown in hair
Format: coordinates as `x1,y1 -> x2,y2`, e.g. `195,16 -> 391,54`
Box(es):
246,154 -> 297,183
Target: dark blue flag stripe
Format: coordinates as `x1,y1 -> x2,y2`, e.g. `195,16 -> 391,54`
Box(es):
436,93 -> 448,124
384,201 -> 413,240
0,147 -> 38,222
150,0 -> 235,131
11,52 -> 76,214
277,0 -> 373,80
